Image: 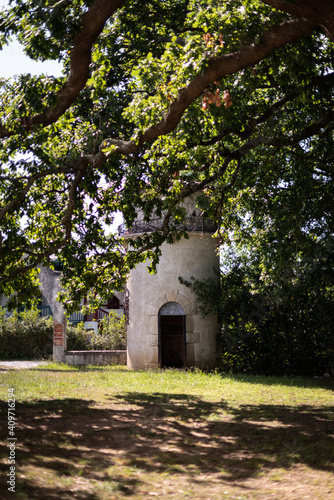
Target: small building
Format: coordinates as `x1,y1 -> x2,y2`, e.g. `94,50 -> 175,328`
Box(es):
1,194 -> 219,370
120,194 -> 220,370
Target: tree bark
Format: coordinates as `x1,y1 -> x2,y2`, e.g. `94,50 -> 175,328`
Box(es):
261,0 -> 334,40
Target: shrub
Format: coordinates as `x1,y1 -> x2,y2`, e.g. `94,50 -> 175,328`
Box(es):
89,312 -> 127,350
66,322 -> 93,350
0,308 -> 127,359
181,264 -> 334,377
0,307 -> 53,360
66,312 -> 127,351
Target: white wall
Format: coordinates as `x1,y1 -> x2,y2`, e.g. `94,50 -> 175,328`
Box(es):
126,232 -> 220,370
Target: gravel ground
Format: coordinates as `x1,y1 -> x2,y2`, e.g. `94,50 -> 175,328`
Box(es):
0,360 -> 48,370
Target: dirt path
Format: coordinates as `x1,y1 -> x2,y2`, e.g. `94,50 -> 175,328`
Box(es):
0,360 -> 48,370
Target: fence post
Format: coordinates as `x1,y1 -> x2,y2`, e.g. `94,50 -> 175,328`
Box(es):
39,266 -> 67,363
53,316 -> 67,362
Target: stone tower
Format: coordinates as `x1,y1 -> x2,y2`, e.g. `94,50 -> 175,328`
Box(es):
120,194 -> 219,370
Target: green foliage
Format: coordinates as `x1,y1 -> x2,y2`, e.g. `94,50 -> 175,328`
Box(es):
0,0 -> 333,314
0,307 -> 53,359
91,312 -> 127,350
67,312 -> 127,350
66,322 -> 93,351
0,308 -> 126,358
182,240 -> 334,377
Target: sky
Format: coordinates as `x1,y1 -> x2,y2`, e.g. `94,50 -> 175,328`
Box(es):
0,37 -> 63,78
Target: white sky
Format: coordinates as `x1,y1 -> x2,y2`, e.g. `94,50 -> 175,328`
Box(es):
0,37 -> 63,78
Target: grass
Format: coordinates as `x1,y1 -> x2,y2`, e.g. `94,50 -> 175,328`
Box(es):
0,363 -> 333,499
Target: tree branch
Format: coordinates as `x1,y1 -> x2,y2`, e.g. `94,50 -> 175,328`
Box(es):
0,0 -> 126,137
0,160 -> 89,284
261,0 -> 334,41
0,163 -> 79,222
0,172 -> 49,222
242,108 -> 334,150
106,17 -> 317,155
243,72 -> 334,138
187,72 -> 334,151
177,108 -> 334,203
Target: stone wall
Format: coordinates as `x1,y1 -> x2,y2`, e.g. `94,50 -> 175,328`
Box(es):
65,350 -> 127,366
126,232 -> 220,370
39,266 -> 67,362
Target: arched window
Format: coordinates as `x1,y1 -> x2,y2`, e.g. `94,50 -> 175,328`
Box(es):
159,302 -> 185,316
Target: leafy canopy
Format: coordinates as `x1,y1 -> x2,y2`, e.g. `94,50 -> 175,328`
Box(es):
0,0 -> 333,311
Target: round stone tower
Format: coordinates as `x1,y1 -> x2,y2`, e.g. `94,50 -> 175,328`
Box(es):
119,194 -> 219,370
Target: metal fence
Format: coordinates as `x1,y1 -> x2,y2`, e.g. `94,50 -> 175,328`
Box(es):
118,216 -> 218,236
39,305 -> 52,317
1,306 -> 116,325
2,305 -> 52,319
68,311 -> 85,325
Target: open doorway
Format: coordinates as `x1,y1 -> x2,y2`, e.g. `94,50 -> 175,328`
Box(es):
159,302 -> 186,368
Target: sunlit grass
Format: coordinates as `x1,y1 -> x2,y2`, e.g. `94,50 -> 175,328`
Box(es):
0,363 -> 333,499
0,363 -> 333,407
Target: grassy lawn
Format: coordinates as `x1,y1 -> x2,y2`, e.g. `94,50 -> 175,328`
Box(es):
0,364 -> 333,500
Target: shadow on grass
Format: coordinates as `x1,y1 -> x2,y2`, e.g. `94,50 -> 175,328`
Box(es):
0,391 -> 334,499
220,373 -> 334,391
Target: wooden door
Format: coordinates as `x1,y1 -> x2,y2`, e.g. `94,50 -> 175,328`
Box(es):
160,315 -> 185,368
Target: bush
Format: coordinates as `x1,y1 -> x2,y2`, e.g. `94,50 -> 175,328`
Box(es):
0,308 -> 127,359
181,263 -> 334,377
218,288 -> 334,377
0,307 -> 53,360
92,312 -> 127,350
66,312 -> 127,351
66,322 -> 93,350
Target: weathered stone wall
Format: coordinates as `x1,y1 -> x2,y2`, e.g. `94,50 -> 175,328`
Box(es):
65,350 -> 127,366
126,232 -> 220,370
39,266 -> 67,362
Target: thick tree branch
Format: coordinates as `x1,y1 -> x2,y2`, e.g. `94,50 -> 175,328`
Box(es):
0,0 -> 126,137
0,8 -> 319,150
261,0 -> 334,41
107,17 -> 317,155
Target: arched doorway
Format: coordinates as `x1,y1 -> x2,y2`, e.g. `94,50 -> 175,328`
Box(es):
159,302 -> 186,368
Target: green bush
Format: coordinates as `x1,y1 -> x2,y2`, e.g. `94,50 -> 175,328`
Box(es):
181,261 -> 334,377
0,307 -> 53,360
0,308 -> 127,359
90,312 -> 127,350
66,312 -> 127,351
66,322 -> 93,350
217,287 -> 334,377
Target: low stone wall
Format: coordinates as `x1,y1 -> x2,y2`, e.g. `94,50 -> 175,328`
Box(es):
65,350 -> 127,366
